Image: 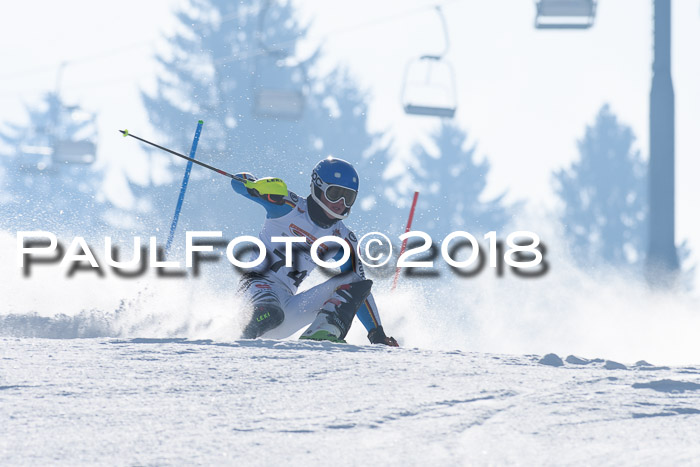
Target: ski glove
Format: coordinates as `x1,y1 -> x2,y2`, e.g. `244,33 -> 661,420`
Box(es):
235,173 -> 259,197
235,173 -> 288,205
368,326 -> 399,347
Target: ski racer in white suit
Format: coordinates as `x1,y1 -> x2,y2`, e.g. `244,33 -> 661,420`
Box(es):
231,157 -> 399,346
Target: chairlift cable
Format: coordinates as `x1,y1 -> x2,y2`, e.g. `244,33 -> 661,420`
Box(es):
0,39 -> 155,81
215,0 -> 464,66
320,0 -> 461,39
2,1 -> 464,85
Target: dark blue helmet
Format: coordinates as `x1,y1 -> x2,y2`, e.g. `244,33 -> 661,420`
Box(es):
310,157 -> 359,219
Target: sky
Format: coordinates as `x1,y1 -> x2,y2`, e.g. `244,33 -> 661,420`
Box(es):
1,0 -> 699,268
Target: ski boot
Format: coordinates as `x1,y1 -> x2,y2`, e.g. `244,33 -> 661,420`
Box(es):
241,302 -> 285,339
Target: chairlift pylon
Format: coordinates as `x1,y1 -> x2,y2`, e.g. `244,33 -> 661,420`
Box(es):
401,5 -> 457,119
534,0 -> 597,29
251,0 -> 308,120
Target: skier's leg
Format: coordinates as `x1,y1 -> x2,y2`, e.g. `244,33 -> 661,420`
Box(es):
276,272 -> 355,334
295,273 -> 373,343
276,272 -> 365,335
238,273 -> 287,339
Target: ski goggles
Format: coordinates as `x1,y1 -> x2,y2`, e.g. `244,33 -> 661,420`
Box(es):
322,184 -> 358,208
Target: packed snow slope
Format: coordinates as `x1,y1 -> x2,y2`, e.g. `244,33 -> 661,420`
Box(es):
2,338 -> 700,465
2,229 -> 700,366
3,231 -> 700,464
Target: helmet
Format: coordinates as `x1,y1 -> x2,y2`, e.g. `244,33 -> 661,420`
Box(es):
310,157 -> 359,220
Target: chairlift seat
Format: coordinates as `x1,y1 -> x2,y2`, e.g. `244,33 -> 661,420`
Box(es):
403,104 -> 456,118
400,5 -> 457,119
53,140 -> 96,164
401,56 -> 457,119
254,89 -> 304,119
252,1 -> 309,120
535,0 -> 596,29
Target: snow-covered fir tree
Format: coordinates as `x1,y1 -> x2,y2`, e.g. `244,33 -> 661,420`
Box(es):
554,104 -> 647,268
405,122 -> 511,239
138,0 -> 390,237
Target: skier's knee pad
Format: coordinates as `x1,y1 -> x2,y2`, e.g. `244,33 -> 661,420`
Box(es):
241,302 -> 285,339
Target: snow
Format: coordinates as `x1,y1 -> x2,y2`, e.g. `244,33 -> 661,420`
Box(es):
2,338 -> 700,465
3,231 -> 700,464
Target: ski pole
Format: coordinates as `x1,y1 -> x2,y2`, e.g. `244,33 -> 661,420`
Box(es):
165,120 -> 203,256
391,191 -> 419,291
120,128 -> 289,198
119,129 -> 245,182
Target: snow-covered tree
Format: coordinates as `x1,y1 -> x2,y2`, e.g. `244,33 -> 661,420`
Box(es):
555,104 -> 694,284
138,0 -> 390,237
406,122 -> 511,238
554,104 -> 647,267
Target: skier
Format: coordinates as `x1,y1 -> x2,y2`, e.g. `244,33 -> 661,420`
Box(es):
231,156 -> 399,346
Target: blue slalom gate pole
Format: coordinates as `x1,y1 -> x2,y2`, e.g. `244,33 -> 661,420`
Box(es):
165,120 -> 203,256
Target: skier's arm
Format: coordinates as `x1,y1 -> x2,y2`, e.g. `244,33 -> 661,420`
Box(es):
338,232 -> 398,346
230,173 -> 296,219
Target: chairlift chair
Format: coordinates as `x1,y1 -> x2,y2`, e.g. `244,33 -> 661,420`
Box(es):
535,0 -> 597,29
51,106 -> 98,164
252,53 -> 306,119
251,1 -> 308,120
52,139 -> 96,164
401,6 -> 457,119
254,89 -> 304,120
402,55 -> 457,118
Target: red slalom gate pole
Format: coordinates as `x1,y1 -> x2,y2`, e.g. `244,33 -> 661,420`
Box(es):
391,191 -> 419,291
